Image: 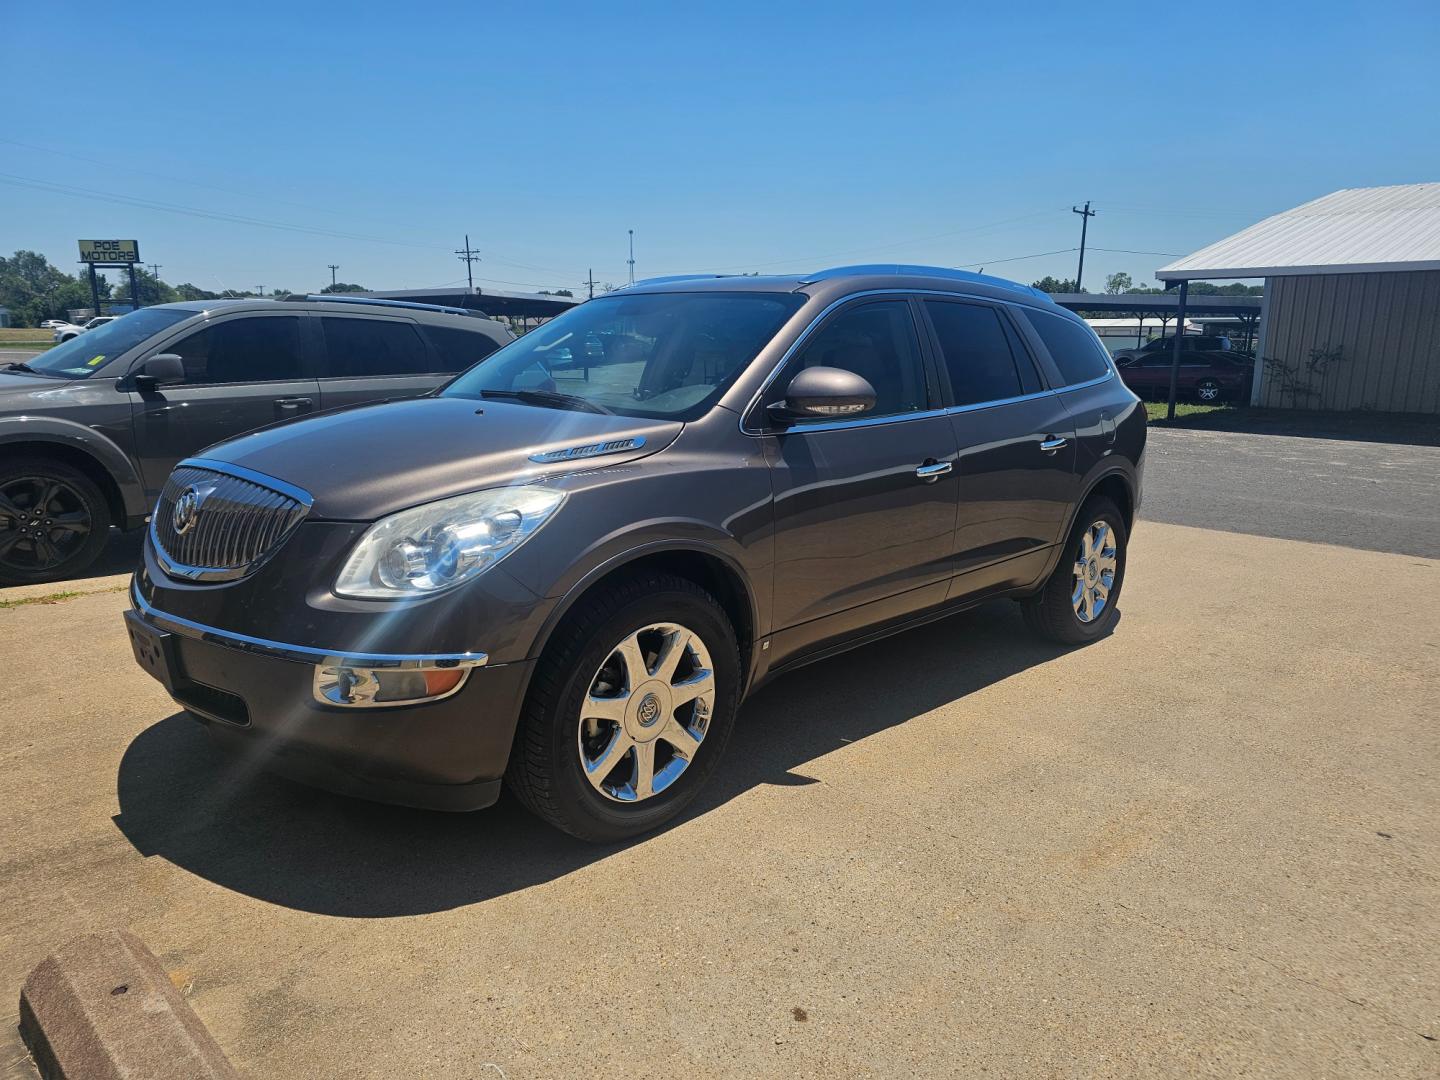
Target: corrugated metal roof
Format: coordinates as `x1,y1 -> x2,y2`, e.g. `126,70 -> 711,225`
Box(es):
1157,183 -> 1440,280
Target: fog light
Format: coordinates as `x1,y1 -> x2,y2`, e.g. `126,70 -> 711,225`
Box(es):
313,662 -> 471,707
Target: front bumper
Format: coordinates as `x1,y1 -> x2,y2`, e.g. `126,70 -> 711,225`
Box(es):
125,587 -> 534,812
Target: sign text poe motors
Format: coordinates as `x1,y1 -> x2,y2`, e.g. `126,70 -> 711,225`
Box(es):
78,239 -> 140,264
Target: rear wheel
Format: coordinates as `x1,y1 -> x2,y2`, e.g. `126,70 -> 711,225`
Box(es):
0,458 -> 112,586
1196,378 -> 1222,402
505,572 -> 741,842
1021,496 -> 1127,645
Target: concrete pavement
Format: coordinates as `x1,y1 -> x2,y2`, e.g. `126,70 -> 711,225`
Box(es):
2,520 -> 1436,1078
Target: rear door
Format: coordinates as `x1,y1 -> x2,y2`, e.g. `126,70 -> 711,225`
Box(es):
129,312 -> 317,494
314,314 -> 452,411
920,298 -> 1077,592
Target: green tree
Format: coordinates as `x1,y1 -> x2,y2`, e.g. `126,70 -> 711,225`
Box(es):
321,282 -> 367,294
173,283 -> 219,301
1030,275 -> 1078,294
111,268 -> 178,308
1104,272 -> 1133,294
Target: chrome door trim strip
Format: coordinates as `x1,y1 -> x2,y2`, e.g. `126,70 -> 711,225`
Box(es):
130,585 -> 488,669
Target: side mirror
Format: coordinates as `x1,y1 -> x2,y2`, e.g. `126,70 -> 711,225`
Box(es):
132,353 -> 185,391
768,366 -> 877,424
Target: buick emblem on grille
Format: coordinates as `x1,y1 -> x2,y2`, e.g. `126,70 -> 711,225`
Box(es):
172,487 -> 203,535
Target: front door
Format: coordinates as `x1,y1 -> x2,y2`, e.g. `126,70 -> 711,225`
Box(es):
760,298 -> 959,664
129,313 -> 317,495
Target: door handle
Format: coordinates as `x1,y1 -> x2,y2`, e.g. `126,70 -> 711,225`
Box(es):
915,459 -> 952,482
1039,435 -> 1068,454
274,397 -> 313,411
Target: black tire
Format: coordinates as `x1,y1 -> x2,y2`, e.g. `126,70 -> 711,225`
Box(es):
1196,378 -> 1222,403
505,571 -> 742,842
1021,496 -> 1127,646
0,457 -> 112,587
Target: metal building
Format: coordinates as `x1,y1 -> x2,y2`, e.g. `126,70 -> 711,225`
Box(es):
1158,183 -> 1440,414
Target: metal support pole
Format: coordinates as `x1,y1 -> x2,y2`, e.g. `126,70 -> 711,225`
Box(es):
129,264 -> 140,308
1165,280 -> 1189,420
88,264 -> 101,317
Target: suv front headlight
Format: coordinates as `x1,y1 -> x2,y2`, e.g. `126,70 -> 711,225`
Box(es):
334,486 -> 564,599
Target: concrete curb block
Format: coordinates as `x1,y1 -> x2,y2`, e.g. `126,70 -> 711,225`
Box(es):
18,930 -> 238,1080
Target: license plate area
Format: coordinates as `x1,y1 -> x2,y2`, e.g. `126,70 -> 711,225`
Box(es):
124,609 -> 180,694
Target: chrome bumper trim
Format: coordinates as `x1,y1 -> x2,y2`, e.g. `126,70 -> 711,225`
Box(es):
129,585 -> 489,670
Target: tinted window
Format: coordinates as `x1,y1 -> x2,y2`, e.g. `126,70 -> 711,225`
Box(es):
791,300 -> 929,419
1000,313 -> 1043,394
925,301 -> 1024,407
322,317 -> 430,377
443,292 -> 805,421
1024,309 -> 1111,385
24,308 -> 192,379
167,317 -> 303,384
423,324 -> 503,373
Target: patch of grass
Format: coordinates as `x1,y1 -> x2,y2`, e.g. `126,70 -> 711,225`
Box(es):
0,584 -> 128,609
1145,401 -> 1233,422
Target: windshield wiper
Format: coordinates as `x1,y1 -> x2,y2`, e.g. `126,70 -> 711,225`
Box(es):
4,362 -> 40,374
478,388 -> 612,415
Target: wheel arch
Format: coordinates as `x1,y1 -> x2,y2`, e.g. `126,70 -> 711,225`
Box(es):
529,540 -> 761,693
0,432 -> 136,527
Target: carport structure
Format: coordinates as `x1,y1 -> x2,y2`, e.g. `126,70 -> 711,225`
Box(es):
353,286 -> 580,331
1156,182 -> 1440,416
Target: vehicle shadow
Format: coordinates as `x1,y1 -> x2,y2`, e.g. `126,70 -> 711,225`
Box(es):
112,600 -> 1082,918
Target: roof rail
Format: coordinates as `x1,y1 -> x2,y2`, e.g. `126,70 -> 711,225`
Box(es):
625,274 -> 737,288
279,294 -> 487,318
799,264 -> 1053,302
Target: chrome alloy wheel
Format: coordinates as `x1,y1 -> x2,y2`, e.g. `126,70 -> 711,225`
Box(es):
577,622 -> 716,803
1072,520 -> 1118,624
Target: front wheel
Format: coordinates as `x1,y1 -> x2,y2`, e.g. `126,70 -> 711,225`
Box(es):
1021,497 -> 1127,645
1196,378 -> 1222,402
0,458 -> 113,586
505,572 -> 741,842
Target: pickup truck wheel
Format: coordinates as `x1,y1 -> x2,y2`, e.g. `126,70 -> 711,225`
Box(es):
1196,379 -> 1222,402
0,458 -> 112,587
1022,496 -> 1126,646
506,572 -> 741,842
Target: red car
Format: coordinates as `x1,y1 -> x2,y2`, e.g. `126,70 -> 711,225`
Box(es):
1112,336 -> 1253,402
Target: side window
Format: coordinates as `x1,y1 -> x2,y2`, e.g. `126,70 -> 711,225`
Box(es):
788,300 -> 929,420
1023,309 -> 1112,386
166,316 -> 303,384
1000,314 -> 1043,394
422,324 -> 503,374
321,317 -> 430,378
924,301 -> 1024,407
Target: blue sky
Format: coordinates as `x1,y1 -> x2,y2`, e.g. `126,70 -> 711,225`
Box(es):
4,1 -> 1437,295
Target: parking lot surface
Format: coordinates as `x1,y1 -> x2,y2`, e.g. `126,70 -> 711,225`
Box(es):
3,514 -> 1436,1078
1144,427 -> 1440,558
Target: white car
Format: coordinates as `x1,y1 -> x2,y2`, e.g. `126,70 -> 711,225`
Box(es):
39,320 -> 69,330
53,316 -> 117,343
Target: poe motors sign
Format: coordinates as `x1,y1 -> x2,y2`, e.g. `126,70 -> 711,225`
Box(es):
79,239 -> 140,264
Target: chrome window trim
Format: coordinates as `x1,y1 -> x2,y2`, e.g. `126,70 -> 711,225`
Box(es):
130,585 -> 488,670
738,288 -> 1111,435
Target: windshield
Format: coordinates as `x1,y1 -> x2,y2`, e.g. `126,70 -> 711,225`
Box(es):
442,291 -> 805,420
21,308 -> 194,379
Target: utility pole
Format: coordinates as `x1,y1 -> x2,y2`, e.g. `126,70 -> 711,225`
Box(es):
627,229 -> 635,285
255,285 -> 264,297
1072,201 -> 1096,292
455,234 -> 480,291
327,264 -> 340,287
585,268 -> 596,300
146,263 -> 162,307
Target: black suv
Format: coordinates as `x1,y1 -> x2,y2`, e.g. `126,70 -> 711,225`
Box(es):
125,266 -> 1145,841
0,296 -> 512,584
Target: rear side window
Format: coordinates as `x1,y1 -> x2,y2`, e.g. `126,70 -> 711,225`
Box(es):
1023,309 -> 1112,386
167,316 -> 304,384
924,300 -> 1027,407
321,317 -> 431,377
423,324 -> 504,373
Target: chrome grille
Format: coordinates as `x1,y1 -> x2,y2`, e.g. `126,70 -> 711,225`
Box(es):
152,463 -> 311,581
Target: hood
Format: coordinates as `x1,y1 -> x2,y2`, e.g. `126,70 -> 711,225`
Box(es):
200,396 -> 682,521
